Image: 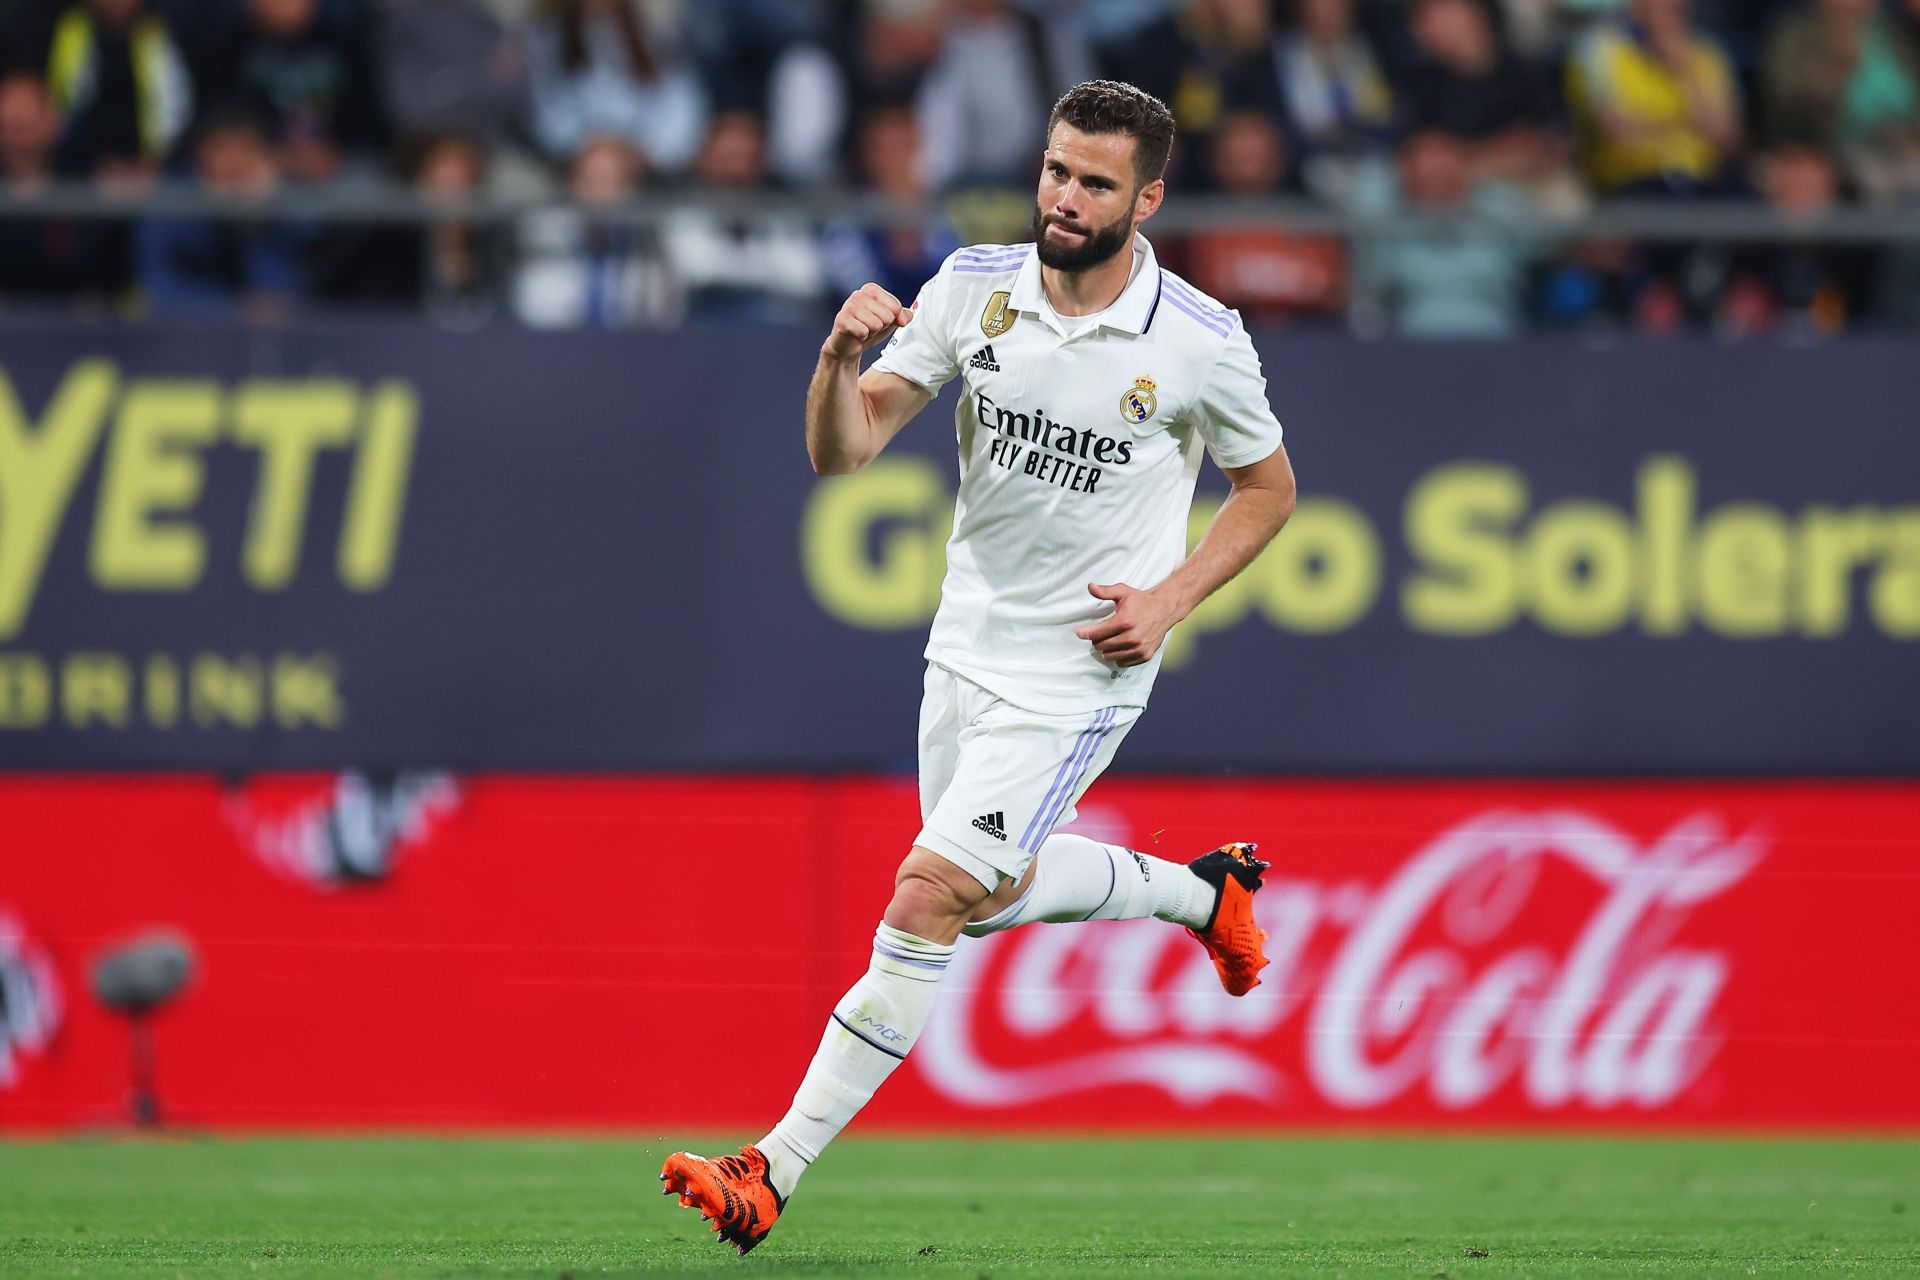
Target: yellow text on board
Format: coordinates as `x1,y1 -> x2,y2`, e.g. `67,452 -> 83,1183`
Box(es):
0,360 -> 418,642
800,456 -> 1920,663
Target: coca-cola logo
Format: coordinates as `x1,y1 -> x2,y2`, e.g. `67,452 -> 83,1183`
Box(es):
916,809 -> 1765,1114
0,910 -> 62,1089
225,771 -> 460,889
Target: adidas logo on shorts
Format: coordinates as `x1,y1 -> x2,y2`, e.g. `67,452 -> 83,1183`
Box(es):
971,810 -> 1007,841
968,344 -> 1000,372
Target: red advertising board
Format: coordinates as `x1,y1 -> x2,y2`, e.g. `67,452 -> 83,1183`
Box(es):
1,776 -> 1916,1130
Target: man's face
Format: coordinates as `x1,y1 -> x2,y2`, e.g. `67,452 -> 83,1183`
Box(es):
198,125 -> 277,195
1032,123 -> 1158,272
1401,131 -> 1469,207
1209,112 -> 1285,195
417,140 -> 482,200
86,0 -> 143,30
697,112 -> 766,189
859,108 -> 920,197
0,76 -> 55,163
1300,0 -> 1353,43
571,137 -> 641,205
247,0 -> 318,40
1632,0 -> 1689,30
1412,0 -> 1487,65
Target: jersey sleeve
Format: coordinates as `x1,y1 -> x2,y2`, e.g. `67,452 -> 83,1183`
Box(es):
1188,320 -> 1285,469
867,254 -> 962,395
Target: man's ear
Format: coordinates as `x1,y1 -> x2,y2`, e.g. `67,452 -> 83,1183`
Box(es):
1133,177 -> 1166,225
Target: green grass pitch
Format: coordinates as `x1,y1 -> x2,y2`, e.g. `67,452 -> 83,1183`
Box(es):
2,1135 -> 1916,1277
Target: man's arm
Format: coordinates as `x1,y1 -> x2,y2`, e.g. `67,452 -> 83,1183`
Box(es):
807,283 -> 934,475
1075,443 -> 1297,667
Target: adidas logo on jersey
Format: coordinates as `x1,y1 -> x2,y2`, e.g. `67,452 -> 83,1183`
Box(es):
969,344 -> 1001,372
971,811 -> 1007,841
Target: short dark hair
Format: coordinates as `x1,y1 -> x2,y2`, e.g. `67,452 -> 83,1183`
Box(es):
1047,80 -> 1176,191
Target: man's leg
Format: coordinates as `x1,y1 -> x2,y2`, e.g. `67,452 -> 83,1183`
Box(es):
662,678 -> 1246,1252
753,847 -> 986,1191
964,832 -> 1218,933
660,846 -> 986,1254
962,832 -> 1271,995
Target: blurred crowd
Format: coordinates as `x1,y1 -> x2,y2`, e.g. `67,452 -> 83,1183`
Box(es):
2,0 -> 1919,336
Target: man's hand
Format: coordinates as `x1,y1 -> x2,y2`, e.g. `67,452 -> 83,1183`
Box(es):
823,284 -> 913,362
1074,581 -> 1184,667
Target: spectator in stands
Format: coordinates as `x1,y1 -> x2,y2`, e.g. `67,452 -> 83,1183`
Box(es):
1566,0 -> 1743,195
915,0 -> 1096,190
44,0 -> 190,186
1346,129 -> 1541,336
190,0 -> 391,184
1762,0 -> 1920,199
514,133 -> 676,327
820,102 -> 958,306
661,108 -> 823,323
1098,0 -> 1286,183
1277,0 -> 1401,197
0,72 -> 56,189
839,0 -> 945,116
0,69 -> 124,301
1401,0 -> 1566,183
1719,142 -> 1878,334
526,0 -> 707,174
406,130 -> 496,322
679,0 -> 846,185
137,106 -> 309,318
1181,108 -> 1346,324
310,128 -> 498,323
684,0 -> 820,111
1490,0 -> 1561,64
377,0 -> 529,150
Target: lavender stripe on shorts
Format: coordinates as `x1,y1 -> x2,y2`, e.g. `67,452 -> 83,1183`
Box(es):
1034,710 -> 1119,846
1019,708 -> 1111,852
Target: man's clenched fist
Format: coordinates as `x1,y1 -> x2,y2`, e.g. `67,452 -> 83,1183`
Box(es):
823,283 -> 913,361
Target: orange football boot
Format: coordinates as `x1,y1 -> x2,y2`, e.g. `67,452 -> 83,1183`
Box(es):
1184,841 -> 1271,996
660,1145 -> 785,1255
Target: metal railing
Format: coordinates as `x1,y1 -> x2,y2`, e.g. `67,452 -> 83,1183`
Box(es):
5,181 -> 1920,245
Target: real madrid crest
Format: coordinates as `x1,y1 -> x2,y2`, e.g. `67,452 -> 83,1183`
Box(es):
980,291 -> 1016,338
1120,375 -> 1158,425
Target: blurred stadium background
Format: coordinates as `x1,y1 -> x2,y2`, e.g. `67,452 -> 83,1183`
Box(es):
0,0 -> 1917,1273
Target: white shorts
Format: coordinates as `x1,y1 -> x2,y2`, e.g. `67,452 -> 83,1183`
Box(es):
914,663 -> 1141,891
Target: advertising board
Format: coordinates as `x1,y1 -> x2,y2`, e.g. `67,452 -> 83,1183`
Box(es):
4,776 -> 1914,1130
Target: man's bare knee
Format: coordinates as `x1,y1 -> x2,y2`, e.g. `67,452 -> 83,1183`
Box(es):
885,847 -> 991,944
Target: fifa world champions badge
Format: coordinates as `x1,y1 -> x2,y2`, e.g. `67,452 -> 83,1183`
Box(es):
1120,375 -> 1158,425
980,291 -> 1016,338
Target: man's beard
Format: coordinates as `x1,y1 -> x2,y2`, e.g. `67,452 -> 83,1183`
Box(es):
1032,205 -> 1134,271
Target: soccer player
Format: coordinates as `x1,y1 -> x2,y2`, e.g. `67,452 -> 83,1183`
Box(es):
662,80 -> 1297,1254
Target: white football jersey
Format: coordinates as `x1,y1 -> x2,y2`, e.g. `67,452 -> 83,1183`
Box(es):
870,234 -> 1285,715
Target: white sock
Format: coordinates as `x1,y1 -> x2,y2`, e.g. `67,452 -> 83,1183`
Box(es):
962,833 -> 1216,936
757,923 -> 953,1199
